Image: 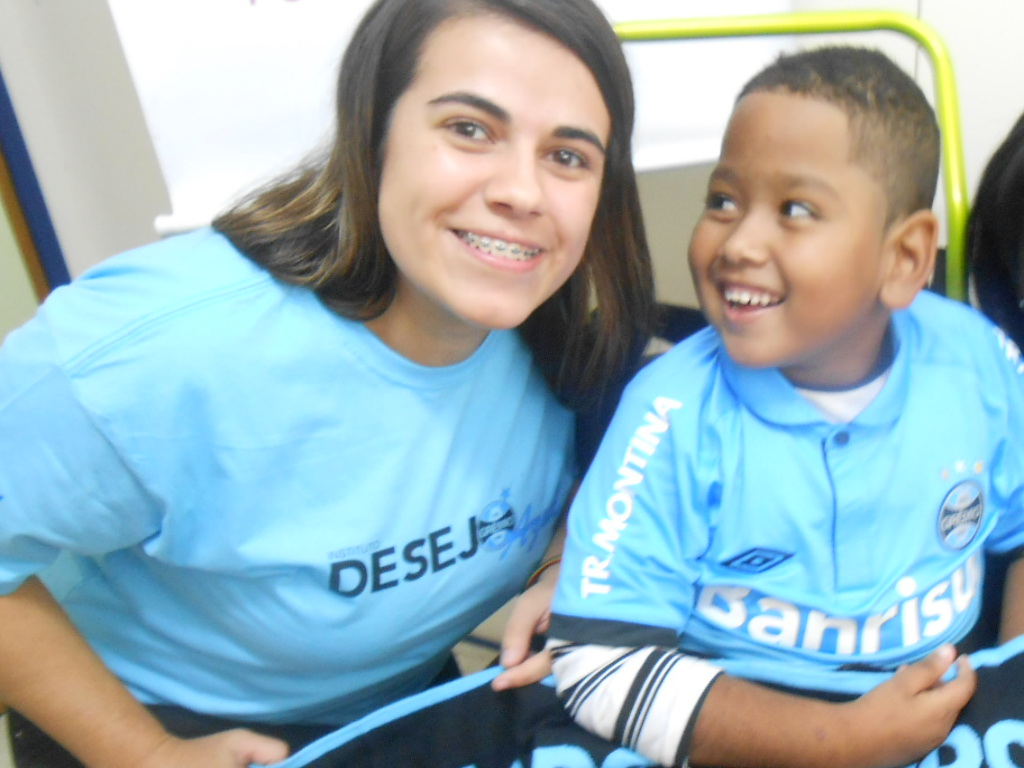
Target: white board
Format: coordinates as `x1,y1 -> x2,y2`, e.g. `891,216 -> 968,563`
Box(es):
106,0 -> 791,235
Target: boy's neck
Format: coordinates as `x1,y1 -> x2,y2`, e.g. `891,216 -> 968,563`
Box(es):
792,326 -> 896,423
787,323 -> 896,394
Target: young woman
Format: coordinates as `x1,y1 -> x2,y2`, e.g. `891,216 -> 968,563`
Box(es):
0,1 -> 655,766
966,110 -> 1024,350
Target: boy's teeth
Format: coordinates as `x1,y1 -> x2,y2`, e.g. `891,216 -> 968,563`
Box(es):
460,231 -> 539,260
724,287 -> 778,307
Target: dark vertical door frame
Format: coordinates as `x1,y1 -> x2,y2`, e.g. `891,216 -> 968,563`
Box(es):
0,66 -> 70,298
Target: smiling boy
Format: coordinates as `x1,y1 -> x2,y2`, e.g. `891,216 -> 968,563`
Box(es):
546,47 -> 1024,768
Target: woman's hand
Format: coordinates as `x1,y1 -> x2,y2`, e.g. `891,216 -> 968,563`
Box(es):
137,730 -> 289,768
490,562 -> 560,691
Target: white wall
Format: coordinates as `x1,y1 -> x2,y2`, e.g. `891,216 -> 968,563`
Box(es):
0,0 -> 1021,310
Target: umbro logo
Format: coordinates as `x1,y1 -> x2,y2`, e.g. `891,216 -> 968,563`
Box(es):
723,548 -> 793,573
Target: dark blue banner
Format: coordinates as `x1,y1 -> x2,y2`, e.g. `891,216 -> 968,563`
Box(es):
276,636 -> 1024,768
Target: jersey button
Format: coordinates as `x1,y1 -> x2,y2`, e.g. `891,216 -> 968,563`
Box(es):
834,431 -> 850,446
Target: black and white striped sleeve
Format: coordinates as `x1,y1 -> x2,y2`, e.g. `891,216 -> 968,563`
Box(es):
548,637 -> 723,767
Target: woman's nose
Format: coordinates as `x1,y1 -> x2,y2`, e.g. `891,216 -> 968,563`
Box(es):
484,148 -> 543,217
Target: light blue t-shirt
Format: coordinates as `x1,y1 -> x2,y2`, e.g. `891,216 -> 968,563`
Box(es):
0,229 -> 574,724
553,290 -> 1024,695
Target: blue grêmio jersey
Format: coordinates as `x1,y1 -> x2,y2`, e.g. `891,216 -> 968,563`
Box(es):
548,290 -> 1024,764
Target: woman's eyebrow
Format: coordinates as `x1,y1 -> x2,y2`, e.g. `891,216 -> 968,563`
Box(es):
430,91 -> 510,122
554,126 -> 605,155
429,91 -> 606,154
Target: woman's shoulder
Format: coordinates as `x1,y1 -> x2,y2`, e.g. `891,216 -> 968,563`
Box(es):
16,229 -> 298,368
68,228 -> 272,319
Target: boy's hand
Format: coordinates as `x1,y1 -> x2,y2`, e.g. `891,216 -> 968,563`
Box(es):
843,645 -> 976,768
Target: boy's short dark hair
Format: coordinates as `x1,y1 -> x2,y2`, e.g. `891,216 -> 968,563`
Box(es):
739,46 -> 939,224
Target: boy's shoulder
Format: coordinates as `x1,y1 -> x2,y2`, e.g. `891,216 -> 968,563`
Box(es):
898,291 -> 1024,395
630,325 -> 723,391
614,325 -> 751,427
907,288 -> 1018,333
903,290 -> 1018,360
906,288 -> 986,326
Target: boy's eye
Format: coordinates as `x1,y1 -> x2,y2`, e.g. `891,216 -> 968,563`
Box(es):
706,193 -> 737,212
781,200 -> 814,219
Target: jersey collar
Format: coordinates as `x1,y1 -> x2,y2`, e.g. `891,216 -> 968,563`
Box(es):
718,315 -> 911,429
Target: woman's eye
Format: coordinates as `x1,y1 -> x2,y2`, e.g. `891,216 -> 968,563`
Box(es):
551,148 -> 588,169
447,120 -> 489,141
706,193 -> 737,212
781,200 -> 814,219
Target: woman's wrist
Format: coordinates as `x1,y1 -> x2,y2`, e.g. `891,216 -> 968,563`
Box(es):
526,556 -> 562,588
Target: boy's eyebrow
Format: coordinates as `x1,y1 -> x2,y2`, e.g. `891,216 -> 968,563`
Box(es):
778,173 -> 842,200
708,166 -> 737,184
710,165 -> 840,197
429,91 -> 606,154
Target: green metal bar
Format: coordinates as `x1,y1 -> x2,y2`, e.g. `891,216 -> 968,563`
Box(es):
616,11 -> 968,301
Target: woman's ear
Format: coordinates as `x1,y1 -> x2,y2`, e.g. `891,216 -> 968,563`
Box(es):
880,209 -> 940,310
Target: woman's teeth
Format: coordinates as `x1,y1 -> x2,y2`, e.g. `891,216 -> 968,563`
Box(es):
459,231 -> 540,261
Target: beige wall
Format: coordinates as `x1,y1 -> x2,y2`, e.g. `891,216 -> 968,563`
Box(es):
0,0 -> 169,279
0,197 -> 38,341
636,163 -> 714,309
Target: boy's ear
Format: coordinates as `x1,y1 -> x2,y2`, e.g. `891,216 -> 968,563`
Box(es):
880,209 -> 940,310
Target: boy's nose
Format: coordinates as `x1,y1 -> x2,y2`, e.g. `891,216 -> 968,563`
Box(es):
720,215 -> 770,266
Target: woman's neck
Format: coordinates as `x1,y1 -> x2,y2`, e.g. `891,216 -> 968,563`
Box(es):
365,303 -> 489,366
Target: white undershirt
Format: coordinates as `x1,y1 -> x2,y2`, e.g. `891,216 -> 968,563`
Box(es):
796,369 -> 890,424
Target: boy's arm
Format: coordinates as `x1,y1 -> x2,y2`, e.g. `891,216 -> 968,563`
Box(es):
691,647 -> 974,768
998,554 -> 1024,643
549,636 -> 975,768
